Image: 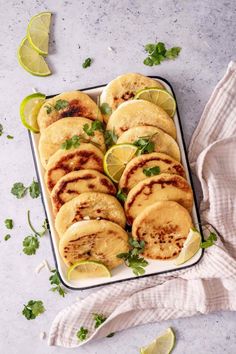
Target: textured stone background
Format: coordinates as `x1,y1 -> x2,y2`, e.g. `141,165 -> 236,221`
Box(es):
0,1 -> 236,353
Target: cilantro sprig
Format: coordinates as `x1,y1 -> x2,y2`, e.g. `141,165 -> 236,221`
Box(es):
4,234 -> 11,241
11,180 -> 40,199
116,189 -> 127,203
105,129 -> 118,149
117,237 -> 148,276
22,300 -> 45,320
22,235 -> 39,255
49,269 -> 67,297
5,218 -> 13,229
100,103 -> 112,116
77,327 -> 89,341
201,232 -> 217,249
45,99 -> 69,114
133,134 -> 156,155
61,134 -> 100,150
82,58 -> 92,68
93,313 -> 107,328
144,42 -> 181,66
27,210 -> 48,237
83,120 -> 104,137
143,166 -> 160,177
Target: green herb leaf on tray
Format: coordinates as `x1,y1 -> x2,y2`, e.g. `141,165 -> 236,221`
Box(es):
116,189 -> 127,203
11,182 -> 28,199
82,58 -> 92,68
100,103 -> 112,116
22,235 -> 39,255
4,234 -> 11,241
22,300 -> 45,320
61,135 -> 81,150
83,120 -> 104,137
45,105 -> 53,114
7,135 -> 14,139
105,129 -> 118,149
200,232 -> 217,249
5,218 -> 13,229
77,327 -> 89,341
49,269 -> 67,297
93,313 -> 107,328
0,123 -> 3,136
143,41 -> 181,66
143,166 -> 161,177
27,210 -> 48,237
133,134 -> 156,155
54,99 -> 69,111
29,179 -> 40,199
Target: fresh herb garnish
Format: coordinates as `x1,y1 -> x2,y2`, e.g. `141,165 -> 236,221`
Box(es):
29,179 -> 40,199
7,135 -> 14,139
117,237 -> 148,276
22,235 -> 39,255
61,135 -> 100,150
27,210 -> 48,237
116,189 -> 127,203
54,99 -> 69,111
200,232 -> 217,249
22,300 -> 45,320
83,120 -> 104,137
77,327 -> 89,341
4,234 -> 11,241
93,313 -> 107,328
133,134 -> 156,155
143,42 -> 181,66
105,129 -> 118,149
5,218 -> 13,229
45,105 -> 53,114
82,57 -> 92,68
143,166 -> 161,177
49,269 -> 67,297
100,103 -> 112,116
11,182 -> 28,199
0,124 -> 3,136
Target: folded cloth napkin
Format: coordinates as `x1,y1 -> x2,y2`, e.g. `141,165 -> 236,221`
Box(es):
49,62 -> 236,348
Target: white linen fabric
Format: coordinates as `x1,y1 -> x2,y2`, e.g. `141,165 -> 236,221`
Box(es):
49,62 -> 236,348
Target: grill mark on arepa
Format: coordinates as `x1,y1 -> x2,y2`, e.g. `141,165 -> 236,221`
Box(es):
57,99 -> 96,119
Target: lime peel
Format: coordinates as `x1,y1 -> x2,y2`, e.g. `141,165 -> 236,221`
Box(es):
20,92 -> 46,133
67,260 -> 111,281
27,12 -> 52,55
174,228 -> 201,265
140,327 -> 175,354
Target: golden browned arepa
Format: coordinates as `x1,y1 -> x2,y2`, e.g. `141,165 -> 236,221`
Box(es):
106,99 -> 176,139
37,90 -> 103,130
125,173 -> 193,224
45,143 -> 104,192
59,220 -> 129,269
117,126 -> 181,161
51,170 -> 116,215
38,117 -> 105,168
100,73 -> 164,122
55,192 -> 126,238
132,201 -> 193,260
119,152 -> 186,192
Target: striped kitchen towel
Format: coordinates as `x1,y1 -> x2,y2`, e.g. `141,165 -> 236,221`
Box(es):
49,62 -> 236,348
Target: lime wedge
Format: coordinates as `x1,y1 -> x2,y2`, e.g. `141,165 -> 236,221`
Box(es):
175,228 -> 201,265
20,93 -> 46,133
17,37 -> 51,76
140,328 -> 175,354
27,12 -> 52,55
103,144 -> 138,183
135,88 -> 176,117
67,260 -> 111,280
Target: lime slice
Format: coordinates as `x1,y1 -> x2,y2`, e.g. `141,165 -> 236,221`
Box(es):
140,327 -> 175,354
103,144 -> 138,183
20,93 -> 46,133
67,260 -> 111,280
17,37 -> 51,76
175,228 -> 201,265
135,88 -> 176,117
27,12 -> 52,55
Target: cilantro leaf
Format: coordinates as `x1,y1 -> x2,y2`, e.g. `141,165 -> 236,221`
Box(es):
77,327 -> 89,341
29,179 -> 40,199
82,58 -> 92,68
143,166 -> 160,177
201,232 -> 217,249
61,135 -> 81,150
116,189 -> 127,203
133,135 -> 156,155
105,130 -> 118,149
93,313 -> 107,328
7,135 -> 14,139
100,103 -> 112,116
27,210 -> 48,237
5,218 -> 13,229
0,123 -> 3,136
22,235 -> 39,255
54,99 -> 69,111
45,105 -> 53,114
22,300 -> 45,320
4,234 -> 11,241
83,120 -> 104,137
143,42 -> 181,66
11,182 -> 28,199
49,269 -> 67,297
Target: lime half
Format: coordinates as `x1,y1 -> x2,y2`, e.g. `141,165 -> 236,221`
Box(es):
140,327 -> 175,354
27,12 -> 52,55
103,144 -> 138,183
135,88 -> 176,118
17,37 -> 51,76
67,260 -> 111,280
20,93 -> 46,133
175,228 -> 201,265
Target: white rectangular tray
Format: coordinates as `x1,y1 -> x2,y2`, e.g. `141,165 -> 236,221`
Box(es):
29,76 -> 204,290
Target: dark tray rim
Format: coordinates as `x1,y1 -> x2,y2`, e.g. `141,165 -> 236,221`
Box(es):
28,75 -> 204,291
